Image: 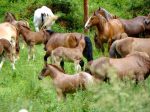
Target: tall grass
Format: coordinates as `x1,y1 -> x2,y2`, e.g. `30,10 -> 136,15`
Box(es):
0,0 -> 150,112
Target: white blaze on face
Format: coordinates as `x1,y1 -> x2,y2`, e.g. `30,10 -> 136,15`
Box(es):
85,16 -> 92,29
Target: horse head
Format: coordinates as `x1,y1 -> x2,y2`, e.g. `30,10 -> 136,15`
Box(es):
144,14 -> 150,30
4,12 -> 16,22
38,64 -> 50,80
85,11 -> 100,29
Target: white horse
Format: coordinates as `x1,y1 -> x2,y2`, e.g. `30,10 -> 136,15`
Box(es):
33,6 -> 58,32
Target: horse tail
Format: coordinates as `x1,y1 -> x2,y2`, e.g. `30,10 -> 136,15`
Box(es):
109,40 -> 120,58
83,36 -> 93,61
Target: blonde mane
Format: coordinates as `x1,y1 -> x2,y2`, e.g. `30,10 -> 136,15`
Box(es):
48,64 -> 65,73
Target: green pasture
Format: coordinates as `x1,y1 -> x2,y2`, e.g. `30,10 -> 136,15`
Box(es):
0,0 -> 150,112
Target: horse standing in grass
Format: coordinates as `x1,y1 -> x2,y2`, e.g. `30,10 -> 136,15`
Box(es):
109,37 -> 150,58
0,22 -> 19,60
95,8 -> 150,37
51,35 -> 85,72
17,24 -> 46,60
86,52 -> 150,83
44,30 -> 93,69
38,64 -> 95,101
33,6 -> 58,32
85,11 -> 125,53
0,39 -> 15,70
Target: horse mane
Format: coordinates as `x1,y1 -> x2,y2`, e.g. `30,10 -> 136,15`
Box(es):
48,64 -> 65,73
21,24 -> 31,30
5,12 -> 16,22
46,30 -> 55,35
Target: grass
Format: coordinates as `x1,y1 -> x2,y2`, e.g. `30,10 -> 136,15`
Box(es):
0,0 -> 150,111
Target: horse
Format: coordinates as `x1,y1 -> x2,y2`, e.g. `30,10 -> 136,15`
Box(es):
17,24 -> 46,60
51,35 -> 85,72
0,39 -> 15,70
38,64 -> 95,101
4,12 -> 30,49
109,37 -> 150,58
85,52 -> 150,83
95,8 -> 150,37
85,11 -> 125,53
43,30 -> 93,69
0,22 -> 19,60
33,6 -> 58,32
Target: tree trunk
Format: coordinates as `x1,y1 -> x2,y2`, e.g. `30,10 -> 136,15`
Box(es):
84,0 -> 88,33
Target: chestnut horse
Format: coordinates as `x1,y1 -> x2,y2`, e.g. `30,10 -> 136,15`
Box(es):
38,64 -> 95,100
0,39 -> 15,70
86,52 -> 150,83
51,35 -> 85,72
17,24 -> 46,60
95,8 -> 150,37
44,30 -> 93,69
109,37 -> 150,58
85,11 -> 125,52
0,22 -> 19,60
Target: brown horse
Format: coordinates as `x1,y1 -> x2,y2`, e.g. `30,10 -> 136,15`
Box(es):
51,35 -> 85,72
95,8 -> 150,37
0,39 -> 15,70
86,52 -> 150,83
44,30 -> 93,68
109,36 -> 150,58
38,64 -> 95,100
85,12 -> 125,52
17,24 -> 46,60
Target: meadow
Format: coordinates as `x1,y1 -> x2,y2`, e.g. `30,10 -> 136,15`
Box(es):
0,0 -> 150,112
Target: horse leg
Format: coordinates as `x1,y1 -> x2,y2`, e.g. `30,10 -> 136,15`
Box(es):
74,61 -> 81,73
31,44 -> 35,60
0,56 -> 5,70
56,88 -> 64,101
27,45 -> 32,61
44,51 -> 51,65
108,38 -> 112,51
79,60 -> 84,70
8,52 -> 16,70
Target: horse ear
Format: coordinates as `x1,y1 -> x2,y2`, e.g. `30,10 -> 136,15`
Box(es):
99,7 -> 101,10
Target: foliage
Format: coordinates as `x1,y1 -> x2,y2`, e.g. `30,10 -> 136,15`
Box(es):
0,0 -> 150,111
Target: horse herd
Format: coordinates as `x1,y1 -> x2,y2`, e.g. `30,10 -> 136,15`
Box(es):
0,6 -> 150,100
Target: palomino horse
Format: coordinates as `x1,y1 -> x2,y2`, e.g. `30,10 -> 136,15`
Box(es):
85,12 -> 125,52
17,24 -> 46,60
0,39 -> 15,70
51,35 -> 85,72
33,6 -> 58,32
95,8 -> 150,37
109,36 -> 150,58
0,22 -> 19,60
38,64 -> 95,100
44,30 -> 93,69
86,52 -> 150,83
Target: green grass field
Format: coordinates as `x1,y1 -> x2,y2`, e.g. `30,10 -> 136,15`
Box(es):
0,0 -> 150,112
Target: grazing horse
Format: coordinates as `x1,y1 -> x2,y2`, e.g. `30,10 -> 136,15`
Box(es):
0,22 -> 19,60
0,39 -> 15,70
38,64 -> 95,100
17,24 -> 46,60
86,52 -> 150,83
33,6 -> 58,32
109,37 -> 150,58
51,35 -> 85,72
44,30 -> 93,69
85,12 -> 125,52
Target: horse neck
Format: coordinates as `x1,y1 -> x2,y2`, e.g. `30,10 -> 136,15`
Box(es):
48,65 -> 64,79
20,27 -> 31,38
96,19 -> 106,34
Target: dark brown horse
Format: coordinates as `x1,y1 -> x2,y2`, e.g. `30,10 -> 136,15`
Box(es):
95,8 -> 150,37
109,37 -> 150,58
0,39 -> 15,70
38,64 -> 95,100
44,30 -> 93,68
85,11 -> 125,52
86,52 -> 150,82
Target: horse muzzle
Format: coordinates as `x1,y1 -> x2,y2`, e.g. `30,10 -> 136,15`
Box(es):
38,75 -> 43,80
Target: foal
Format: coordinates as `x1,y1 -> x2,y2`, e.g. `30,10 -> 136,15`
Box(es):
51,35 -> 85,72
0,39 -> 15,70
18,24 -> 46,60
38,64 -> 95,101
